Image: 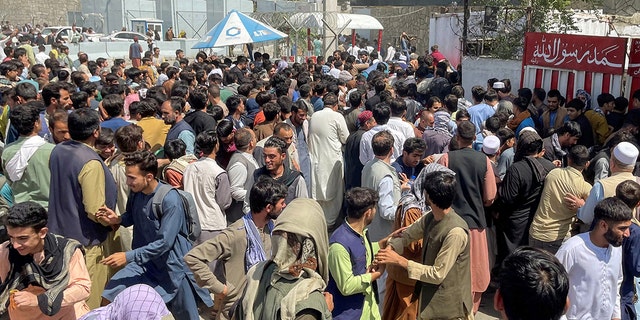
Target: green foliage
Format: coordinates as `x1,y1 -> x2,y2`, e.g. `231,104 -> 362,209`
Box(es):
467,0 -> 598,59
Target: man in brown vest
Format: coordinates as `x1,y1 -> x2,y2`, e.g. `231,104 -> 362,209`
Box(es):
376,170 -> 473,320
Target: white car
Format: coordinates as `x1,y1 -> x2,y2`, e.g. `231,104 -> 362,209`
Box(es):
99,31 -> 149,42
41,26 -> 87,44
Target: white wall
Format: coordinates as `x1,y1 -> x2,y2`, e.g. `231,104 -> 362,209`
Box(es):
58,40 -> 225,63
461,56 -> 522,100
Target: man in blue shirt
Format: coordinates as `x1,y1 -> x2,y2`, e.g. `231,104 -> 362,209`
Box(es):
161,97 -> 195,155
468,87 -> 498,148
616,180 -> 640,320
129,36 -> 143,68
392,137 -> 425,179
97,150 -> 212,319
100,94 -> 130,132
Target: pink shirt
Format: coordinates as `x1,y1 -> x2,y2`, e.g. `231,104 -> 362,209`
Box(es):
0,242 -> 91,320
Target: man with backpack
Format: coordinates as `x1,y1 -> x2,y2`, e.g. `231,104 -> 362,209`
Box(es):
97,150 -> 213,320
183,130 -> 232,244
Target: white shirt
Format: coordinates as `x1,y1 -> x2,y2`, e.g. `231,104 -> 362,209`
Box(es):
0,37 -> 11,61
347,45 -> 360,56
35,52 -> 49,65
183,158 -> 230,231
227,152 -> 259,202
378,176 -> 397,223
329,67 -> 341,79
387,117 -> 415,140
385,46 -> 396,62
156,73 -> 168,86
556,233 -> 622,320
208,68 -> 223,78
359,125 -> 406,165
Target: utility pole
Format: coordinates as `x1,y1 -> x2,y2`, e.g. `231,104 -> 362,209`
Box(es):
462,0 -> 469,82
462,0 -> 469,57
323,0 -> 328,57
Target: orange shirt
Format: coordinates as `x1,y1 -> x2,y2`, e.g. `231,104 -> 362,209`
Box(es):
253,111 -> 265,127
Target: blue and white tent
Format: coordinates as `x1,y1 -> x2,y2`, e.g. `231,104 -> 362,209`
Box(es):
192,10 -> 288,49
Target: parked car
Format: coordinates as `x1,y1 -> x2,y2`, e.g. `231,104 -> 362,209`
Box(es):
99,31 -> 149,42
41,26 -> 93,44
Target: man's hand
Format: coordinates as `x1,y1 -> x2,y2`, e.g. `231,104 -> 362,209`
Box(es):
13,291 -> 38,308
390,227 -> 407,238
367,263 -> 386,281
564,194 -> 584,211
552,160 -> 562,167
214,285 -> 228,301
379,227 -> 407,249
399,173 -> 411,192
96,206 -> 121,226
323,292 -> 334,312
100,252 -> 128,268
375,247 -> 409,269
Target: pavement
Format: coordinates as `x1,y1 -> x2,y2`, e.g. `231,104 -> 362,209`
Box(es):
476,289 -> 501,320
175,286 -> 504,320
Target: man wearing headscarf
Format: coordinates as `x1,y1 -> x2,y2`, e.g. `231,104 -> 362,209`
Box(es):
79,284 -> 169,320
185,179 -> 288,320
236,198 -> 333,320
382,163 -> 455,320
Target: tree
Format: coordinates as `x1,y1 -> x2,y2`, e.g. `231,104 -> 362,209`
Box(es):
467,0 -> 599,59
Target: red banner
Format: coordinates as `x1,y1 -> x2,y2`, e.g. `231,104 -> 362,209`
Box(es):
523,32 -> 626,75
629,38 -> 640,77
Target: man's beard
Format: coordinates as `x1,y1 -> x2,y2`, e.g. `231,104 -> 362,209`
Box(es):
267,208 -> 283,220
604,227 -> 624,247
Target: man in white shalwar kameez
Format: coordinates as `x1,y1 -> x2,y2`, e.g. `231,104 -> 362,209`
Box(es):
308,93 -> 349,231
555,197 -> 631,320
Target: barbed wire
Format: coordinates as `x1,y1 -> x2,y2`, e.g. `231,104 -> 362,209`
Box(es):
373,7 -> 427,19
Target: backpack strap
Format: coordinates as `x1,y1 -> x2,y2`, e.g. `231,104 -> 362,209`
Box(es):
152,184 -> 174,220
151,184 -> 193,241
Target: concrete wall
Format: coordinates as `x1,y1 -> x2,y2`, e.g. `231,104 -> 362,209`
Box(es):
352,6 -> 431,54
461,56 -> 521,100
0,0 -> 81,26
57,40 -> 225,63
77,0 -> 253,38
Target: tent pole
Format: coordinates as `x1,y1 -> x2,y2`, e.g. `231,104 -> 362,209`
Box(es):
351,30 -> 355,49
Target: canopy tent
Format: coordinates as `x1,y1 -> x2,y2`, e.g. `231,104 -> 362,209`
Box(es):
289,13 -> 384,30
192,10 -> 288,49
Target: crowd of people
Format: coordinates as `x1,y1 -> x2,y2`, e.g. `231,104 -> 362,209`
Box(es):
1,29 -> 640,320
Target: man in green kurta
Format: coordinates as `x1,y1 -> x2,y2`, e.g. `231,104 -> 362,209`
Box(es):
1,103 -> 54,209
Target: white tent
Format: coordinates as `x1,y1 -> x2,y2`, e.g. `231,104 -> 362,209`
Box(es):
289,12 -> 384,30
